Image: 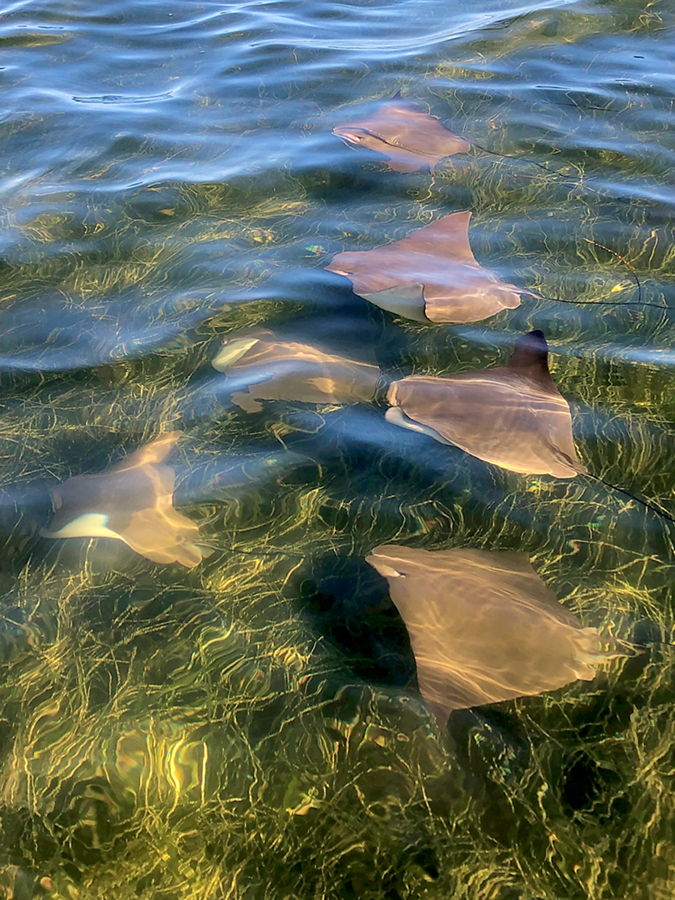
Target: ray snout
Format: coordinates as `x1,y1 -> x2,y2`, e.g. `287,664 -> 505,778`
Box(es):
333,126 -> 368,145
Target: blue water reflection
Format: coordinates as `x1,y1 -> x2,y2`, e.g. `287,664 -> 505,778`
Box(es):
1,0 -> 674,894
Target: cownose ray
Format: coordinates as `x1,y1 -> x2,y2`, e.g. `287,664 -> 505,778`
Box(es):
211,331 -> 381,413
41,431 -> 206,567
366,545 -> 628,727
326,211 -> 523,324
333,93 -> 471,173
386,329 -> 586,478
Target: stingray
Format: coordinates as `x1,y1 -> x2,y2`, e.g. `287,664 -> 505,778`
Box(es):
386,330 -> 675,525
386,329 -> 585,478
42,431 -> 206,567
326,211 -> 523,324
333,94 -> 471,173
211,332 -> 381,412
366,545 -> 627,726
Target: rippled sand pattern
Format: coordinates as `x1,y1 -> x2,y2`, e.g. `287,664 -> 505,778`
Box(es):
2,0 -> 675,897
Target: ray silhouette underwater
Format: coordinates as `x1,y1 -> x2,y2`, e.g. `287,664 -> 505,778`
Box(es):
0,439 -> 318,568
333,92 -> 557,175
40,431 -> 208,567
327,210 -> 522,324
365,545 -> 633,727
386,329 -> 675,526
332,92 -> 669,206
210,331 -> 381,412
333,93 -> 471,174
327,211 -> 664,326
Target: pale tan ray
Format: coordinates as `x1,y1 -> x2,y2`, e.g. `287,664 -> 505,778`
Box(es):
386,329 -> 586,478
326,211 -> 522,324
333,95 -> 471,173
366,545 -> 626,726
212,331 -> 381,413
42,432 -> 205,567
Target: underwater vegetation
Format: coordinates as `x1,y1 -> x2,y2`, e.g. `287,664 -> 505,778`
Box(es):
2,0 -> 675,897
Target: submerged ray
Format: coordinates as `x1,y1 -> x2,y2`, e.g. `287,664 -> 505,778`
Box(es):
211,332 -> 381,412
366,545 -> 625,726
333,95 -> 470,173
42,432 -> 205,567
327,211 -> 522,324
386,330 -> 586,478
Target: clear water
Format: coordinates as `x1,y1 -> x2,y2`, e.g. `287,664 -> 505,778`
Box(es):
1,0 -> 675,896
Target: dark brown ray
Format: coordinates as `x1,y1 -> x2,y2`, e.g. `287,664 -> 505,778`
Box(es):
333,96 -> 470,173
212,331 -> 381,412
386,330 -> 586,478
326,211 -> 522,324
366,545 -> 625,726
42,432 -> 205,567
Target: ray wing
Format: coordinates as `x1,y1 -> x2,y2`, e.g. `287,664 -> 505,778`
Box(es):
366,545 -> 621,726
385,331 -> 586,477
327,212 -> 522,323
334,98 -> 470,172
43,433 -> 204,568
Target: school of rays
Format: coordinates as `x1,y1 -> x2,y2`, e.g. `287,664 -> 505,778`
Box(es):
27,94 -> 658,720
1,72 -> 672,900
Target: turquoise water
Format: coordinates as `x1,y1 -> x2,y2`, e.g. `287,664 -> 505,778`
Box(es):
1,0 -> 675,897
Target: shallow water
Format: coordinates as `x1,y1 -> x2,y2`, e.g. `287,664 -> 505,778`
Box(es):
1,0 -> 675,897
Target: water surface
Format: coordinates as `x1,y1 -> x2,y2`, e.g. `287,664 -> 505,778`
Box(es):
1,0 -> 675,897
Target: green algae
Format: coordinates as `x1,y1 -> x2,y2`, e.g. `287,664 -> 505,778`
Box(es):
2,0 -> 675,896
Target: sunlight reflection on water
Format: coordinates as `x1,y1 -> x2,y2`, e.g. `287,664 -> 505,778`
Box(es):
1,0 -> 675,896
